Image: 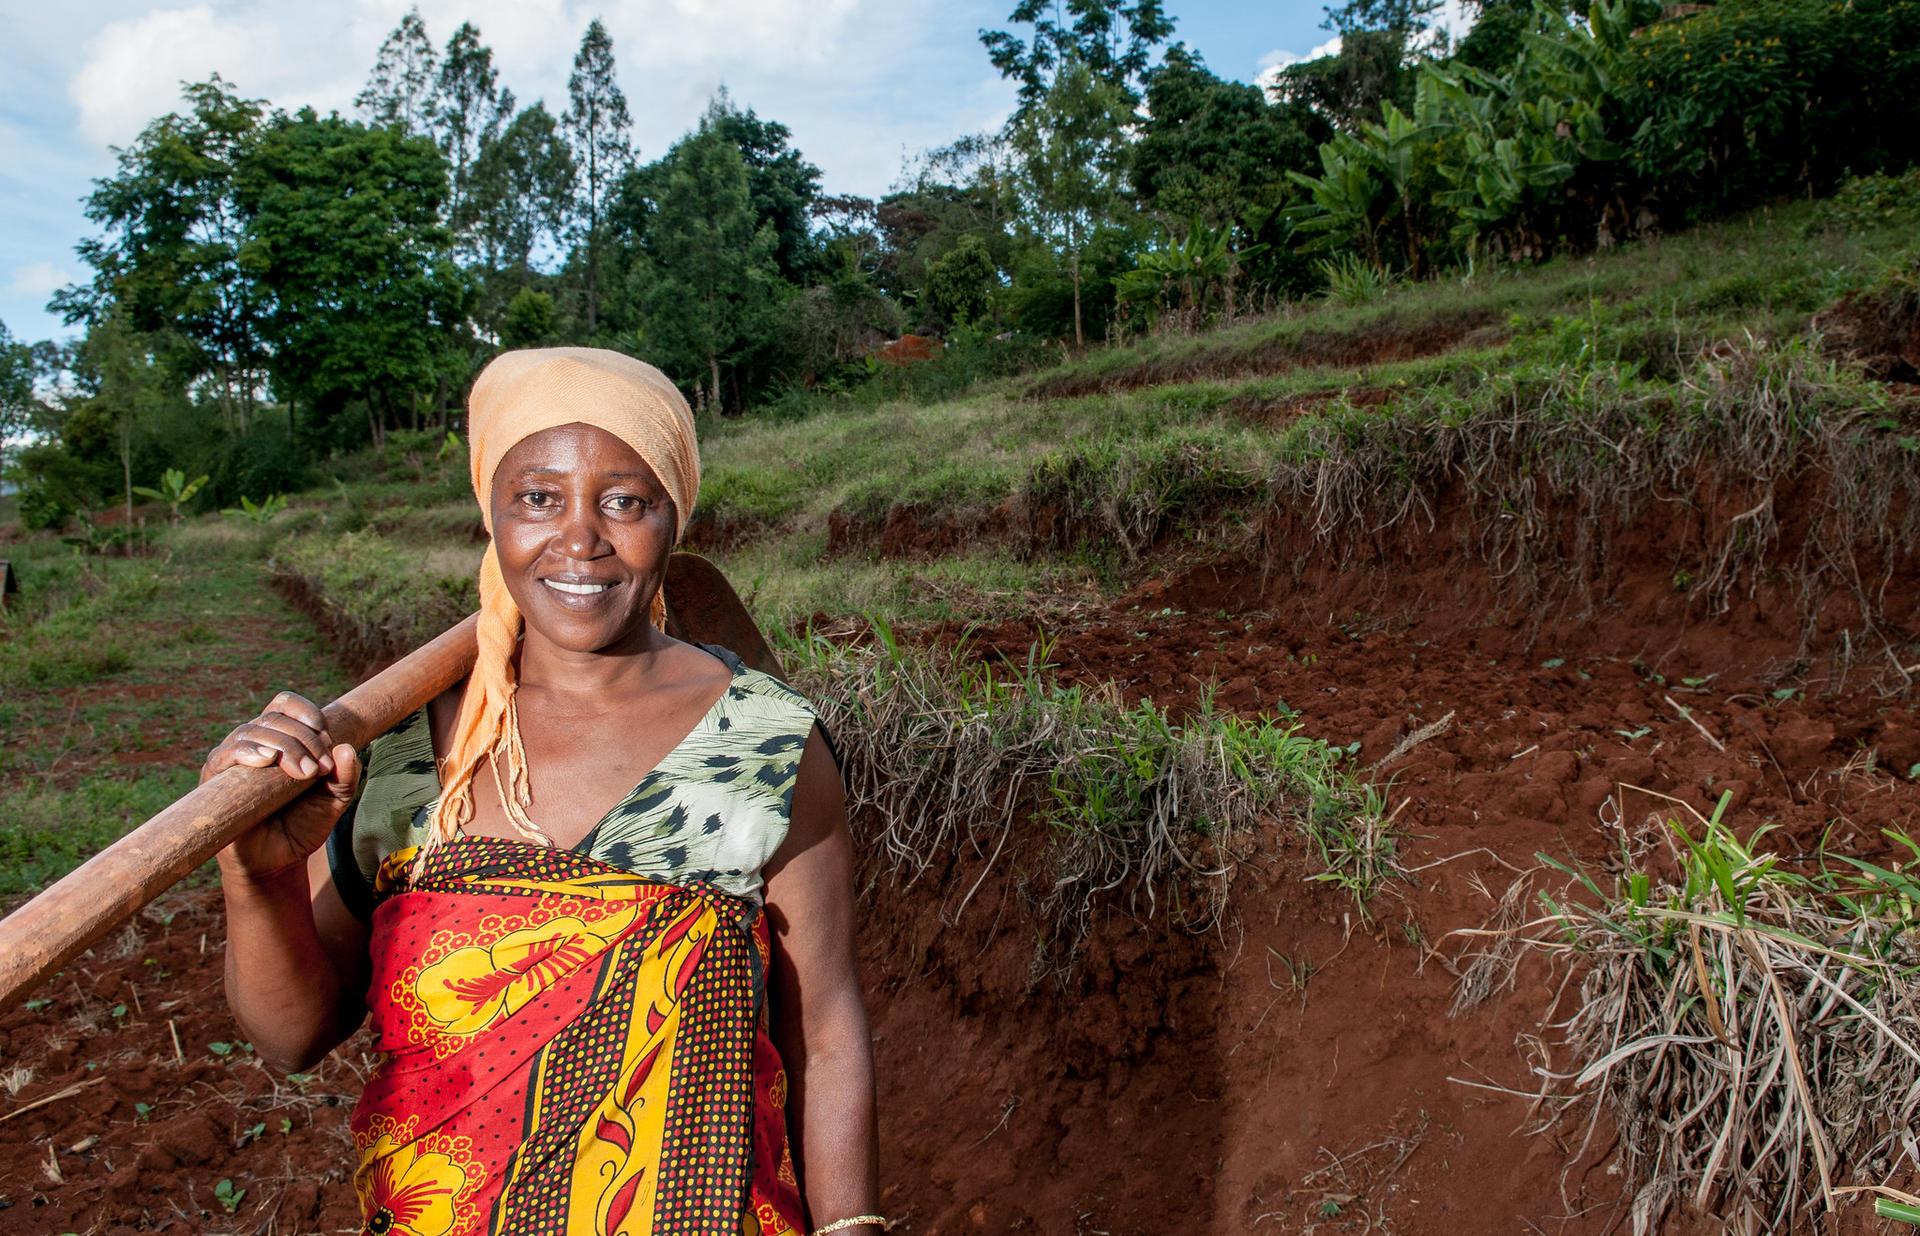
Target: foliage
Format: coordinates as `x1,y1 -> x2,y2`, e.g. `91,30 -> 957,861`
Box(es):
1130,47 -> 1327,227
979,0 -> 1177,113
1009,59 -> 1135,346
221,492 -> 288,523
234,108 -> 466,440
53,77 -> 269,430
924,234 -> 1000,330
563,18 -> 633,333
633,125 -> 782,412
355,6 -> 437,131
429,20 -> 516,252
130,467 -> 209,523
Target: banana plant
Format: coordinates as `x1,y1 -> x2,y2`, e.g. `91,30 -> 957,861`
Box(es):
131,467 -> 210,525
220,493 -> 288,524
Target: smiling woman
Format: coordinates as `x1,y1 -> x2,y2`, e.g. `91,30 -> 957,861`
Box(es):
197,348 -> 882,1236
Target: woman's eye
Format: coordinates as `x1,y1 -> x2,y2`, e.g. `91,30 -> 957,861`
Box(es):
522,491 -> 557,509
606,495 -> 649,513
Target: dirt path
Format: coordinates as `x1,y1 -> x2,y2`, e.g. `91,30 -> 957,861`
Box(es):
0,545 -> 360,1234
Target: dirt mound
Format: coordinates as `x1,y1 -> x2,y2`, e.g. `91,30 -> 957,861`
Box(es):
1027,309 -> 1501,400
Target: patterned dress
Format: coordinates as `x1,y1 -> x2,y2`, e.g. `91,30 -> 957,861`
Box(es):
324,643 -> 829,1236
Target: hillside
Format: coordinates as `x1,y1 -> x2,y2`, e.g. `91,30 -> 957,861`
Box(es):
3,194 -> 1919,1233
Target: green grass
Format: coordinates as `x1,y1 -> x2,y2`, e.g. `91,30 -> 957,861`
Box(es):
0,524 -> 349,897
0,770 -> 198,897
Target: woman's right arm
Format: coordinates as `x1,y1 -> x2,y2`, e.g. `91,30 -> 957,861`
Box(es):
204,691 -> 372,1073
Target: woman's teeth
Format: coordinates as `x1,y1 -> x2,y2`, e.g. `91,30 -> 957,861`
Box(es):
543,579 -> 613,596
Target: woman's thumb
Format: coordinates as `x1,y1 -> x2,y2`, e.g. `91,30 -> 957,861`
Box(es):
323,743 -> 361,802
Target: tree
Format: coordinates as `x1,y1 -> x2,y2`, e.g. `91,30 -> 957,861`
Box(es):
55,76 -> 268,432
430,21 -> 515,249
1009,58 -> 1133,346
0,318 -> 44,469
925,233 -> 1000,328
357,6 -> 438,132
467,103 -> 575,283
235,109 -> 467,444
697,91 -> 823,282
636,127 -> 781,413
980,0 -> 1176,113
1132,46 -> 1327,224
563,19 -> 634,334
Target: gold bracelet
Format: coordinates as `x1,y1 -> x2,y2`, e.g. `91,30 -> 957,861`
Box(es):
810,1216 -> 889,1235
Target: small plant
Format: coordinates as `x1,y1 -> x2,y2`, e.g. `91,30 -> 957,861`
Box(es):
1317,252 -> 1399,306
213,1178 -> 245,1215
220,493 -> 287,524
61,513 -> 133,557
131,468 -> 209,525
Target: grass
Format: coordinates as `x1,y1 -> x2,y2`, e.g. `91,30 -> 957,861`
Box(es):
1453,793 -> 1920,1232
0,771 -> 198,896
0,523 -> 348,898
779,619 -> 1397,976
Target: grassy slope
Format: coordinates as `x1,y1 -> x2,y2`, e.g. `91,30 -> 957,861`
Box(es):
0,523 -> 348,896
3,194 -> 1911,896
258,195 -> 1916,633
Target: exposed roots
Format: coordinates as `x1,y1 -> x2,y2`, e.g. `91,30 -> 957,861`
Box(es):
1454,803 -> 1920,1232
782,625 -> 1387,977
1262,339 -> 1920,672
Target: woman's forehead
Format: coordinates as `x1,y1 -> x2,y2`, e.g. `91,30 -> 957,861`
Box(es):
494,422 -> 659,483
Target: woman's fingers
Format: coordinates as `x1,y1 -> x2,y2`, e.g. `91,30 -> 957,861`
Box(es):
231,722 -> 327,779
255,711 -> 333,772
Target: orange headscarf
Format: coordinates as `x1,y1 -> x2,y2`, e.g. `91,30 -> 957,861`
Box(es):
423,347 -> 700,854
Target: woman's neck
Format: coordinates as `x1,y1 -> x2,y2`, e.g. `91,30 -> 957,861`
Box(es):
513,621 -> 678,708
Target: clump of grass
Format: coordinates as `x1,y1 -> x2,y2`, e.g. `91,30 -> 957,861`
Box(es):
0,558 -> 162,689
1020,427 -> 1266,561
1457,794 -> 1920,1233
780,620 -> 1390,974
268,530 -> 477,668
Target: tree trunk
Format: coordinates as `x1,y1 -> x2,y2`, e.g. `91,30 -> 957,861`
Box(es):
1071,249 -> 1084,350
708,355 -> 722,416
121,437 -> 133,553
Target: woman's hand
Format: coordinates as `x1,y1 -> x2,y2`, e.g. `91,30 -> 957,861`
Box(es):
202,690 -> 360,884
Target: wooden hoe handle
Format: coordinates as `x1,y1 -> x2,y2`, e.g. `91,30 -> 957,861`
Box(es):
0,613 -> 481,1014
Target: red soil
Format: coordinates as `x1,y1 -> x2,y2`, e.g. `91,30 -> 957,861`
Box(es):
5,535 -> 1914,1234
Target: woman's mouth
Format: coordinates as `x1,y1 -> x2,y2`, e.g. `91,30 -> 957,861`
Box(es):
541,577 -> 620,605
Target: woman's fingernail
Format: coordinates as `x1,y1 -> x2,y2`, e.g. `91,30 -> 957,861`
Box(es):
300,756 -> 318,776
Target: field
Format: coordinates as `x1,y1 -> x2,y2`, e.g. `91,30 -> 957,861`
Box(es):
2,196 -> 1919,1234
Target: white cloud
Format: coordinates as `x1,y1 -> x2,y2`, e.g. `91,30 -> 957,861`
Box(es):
7,262 -> 74,300
1255,36 -> 1341,91
68,6 -> 293,147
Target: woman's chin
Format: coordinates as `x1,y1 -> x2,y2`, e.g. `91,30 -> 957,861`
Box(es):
524,598 -> 647,650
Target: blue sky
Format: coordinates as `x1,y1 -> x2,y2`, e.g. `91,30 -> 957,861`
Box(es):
0,1 -> 1342,346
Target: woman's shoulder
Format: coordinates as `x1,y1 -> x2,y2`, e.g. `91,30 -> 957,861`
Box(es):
699,644 -> 819,723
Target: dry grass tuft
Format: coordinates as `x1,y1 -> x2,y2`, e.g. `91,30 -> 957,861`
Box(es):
1265,339 -> 1920,678
781,620 -> 1391,975
1455,793 -> 1920,1232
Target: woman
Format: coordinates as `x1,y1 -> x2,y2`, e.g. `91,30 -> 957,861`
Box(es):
201,348 -> 883,1236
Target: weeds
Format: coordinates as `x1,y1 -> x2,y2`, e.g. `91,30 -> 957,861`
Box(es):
1457,794 -> 1920,1233
780,621 -> 1392,974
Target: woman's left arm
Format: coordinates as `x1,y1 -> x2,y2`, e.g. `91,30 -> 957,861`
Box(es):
763,723 -> 880,1233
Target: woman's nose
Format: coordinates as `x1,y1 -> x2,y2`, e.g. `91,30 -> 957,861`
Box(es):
557,504 -> 609,559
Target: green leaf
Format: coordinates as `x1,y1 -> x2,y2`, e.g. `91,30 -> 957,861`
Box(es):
207,1040 -> 234,1057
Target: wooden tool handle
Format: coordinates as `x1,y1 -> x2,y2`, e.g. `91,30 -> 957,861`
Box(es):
0,613 -> 480,1014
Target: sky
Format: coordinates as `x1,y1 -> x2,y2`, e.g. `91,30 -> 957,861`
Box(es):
0,1 -> 1350,346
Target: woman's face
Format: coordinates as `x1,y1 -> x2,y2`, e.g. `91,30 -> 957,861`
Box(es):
489,422 -> 677,653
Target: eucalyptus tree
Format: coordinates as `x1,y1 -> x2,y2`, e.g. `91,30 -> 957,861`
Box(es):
563,19 -> 634,333
357,6 -> 438,132
430,21 -> 515,252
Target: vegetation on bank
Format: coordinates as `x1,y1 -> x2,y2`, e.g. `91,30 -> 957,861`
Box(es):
1455,799 -> 1920,1232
